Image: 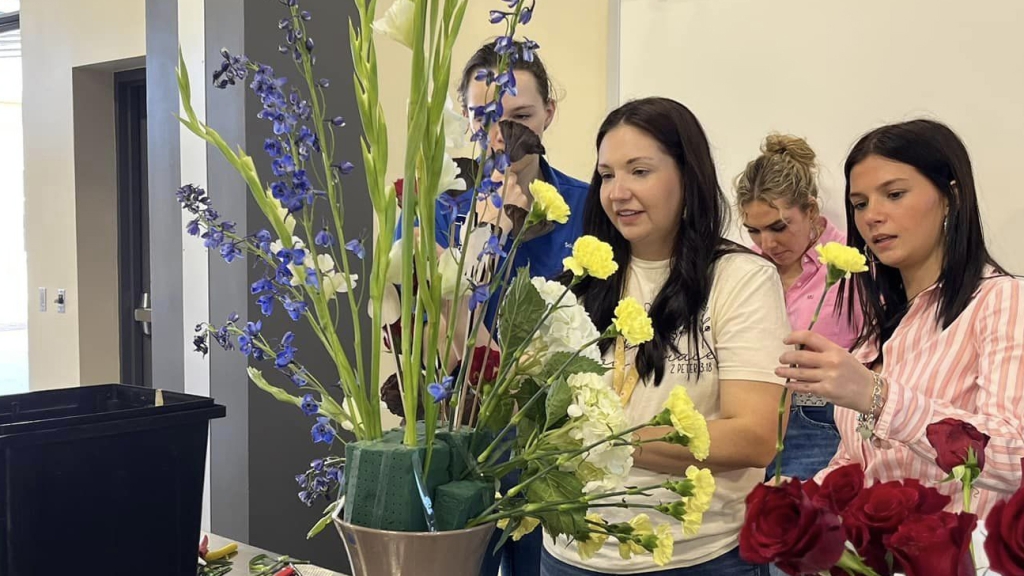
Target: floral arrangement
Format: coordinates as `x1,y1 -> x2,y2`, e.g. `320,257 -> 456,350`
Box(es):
177,0 -> 717,565
742,242 -> 1024,575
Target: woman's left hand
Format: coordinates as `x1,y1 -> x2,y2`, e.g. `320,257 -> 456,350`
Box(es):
776,331 -> 876,413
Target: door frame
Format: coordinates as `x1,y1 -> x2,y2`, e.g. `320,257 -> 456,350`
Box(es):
115,68 -> 149,387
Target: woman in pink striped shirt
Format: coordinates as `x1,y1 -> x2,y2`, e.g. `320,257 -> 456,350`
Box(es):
776,119 -> 1024,518
735,134 -> 862,482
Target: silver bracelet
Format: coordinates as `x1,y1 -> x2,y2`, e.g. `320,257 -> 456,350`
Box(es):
857,372 -> 886,441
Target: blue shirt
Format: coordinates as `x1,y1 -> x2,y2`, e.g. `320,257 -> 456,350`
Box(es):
398,158 -> 589,332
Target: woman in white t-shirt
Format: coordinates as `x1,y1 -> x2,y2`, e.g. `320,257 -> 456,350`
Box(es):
540,97 -> 791,576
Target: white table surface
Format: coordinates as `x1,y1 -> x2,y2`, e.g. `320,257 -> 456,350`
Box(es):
205,534 -> 348,576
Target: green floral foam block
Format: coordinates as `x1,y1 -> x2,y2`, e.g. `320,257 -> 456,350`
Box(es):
433,480 -> 494,532
343,439 -> 451,531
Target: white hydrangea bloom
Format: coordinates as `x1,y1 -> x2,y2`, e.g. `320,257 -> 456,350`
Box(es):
525,278 -> 602,369
564,372 -> 634,493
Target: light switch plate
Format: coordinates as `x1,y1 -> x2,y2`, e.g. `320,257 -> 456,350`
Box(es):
38,287 -> 46,312
57,289 -> 66,314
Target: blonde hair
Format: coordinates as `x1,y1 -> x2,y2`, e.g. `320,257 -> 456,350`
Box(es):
735,134 -> 820,220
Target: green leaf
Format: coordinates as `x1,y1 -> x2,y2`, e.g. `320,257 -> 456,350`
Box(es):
497,270 -> 548,354
494,517 -> 518,553
512,378 -> 545,423
526,470 -> 588,540
545,378 -> 573,430
247,367 -> 302,407
306,501 -> 339,539
538,352 -> 608,383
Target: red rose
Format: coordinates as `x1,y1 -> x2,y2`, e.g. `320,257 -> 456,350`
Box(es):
814,463 -> 865,515
740,479 -> 847,575
394,178 -> 404,207
843,479 -> 952,574
984,458 -> 1024,576
925,418 -> 990,474
468,346 -> 501,385
884,512 -> 976,576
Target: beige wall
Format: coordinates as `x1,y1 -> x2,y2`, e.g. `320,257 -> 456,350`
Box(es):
373,1 -> 610,428
22,0 -> 146,389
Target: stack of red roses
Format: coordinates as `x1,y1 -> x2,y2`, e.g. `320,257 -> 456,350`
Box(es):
740,418 -> 1024,576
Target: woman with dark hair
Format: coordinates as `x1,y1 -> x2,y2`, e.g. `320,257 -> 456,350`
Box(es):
777,119 -> 1024,518
541,97 -> 789,575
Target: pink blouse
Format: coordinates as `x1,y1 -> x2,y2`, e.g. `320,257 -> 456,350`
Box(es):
815,271 -> 1024,518
754,219 -> 862,347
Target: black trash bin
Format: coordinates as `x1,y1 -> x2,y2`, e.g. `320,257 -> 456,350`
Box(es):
0,384 -> 225,576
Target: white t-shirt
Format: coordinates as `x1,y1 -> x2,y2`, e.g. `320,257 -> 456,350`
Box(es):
544,252 -> 791,573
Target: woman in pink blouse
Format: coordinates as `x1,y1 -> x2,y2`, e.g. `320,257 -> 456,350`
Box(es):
736,134 -> 863,482
776,119 -> 1024,518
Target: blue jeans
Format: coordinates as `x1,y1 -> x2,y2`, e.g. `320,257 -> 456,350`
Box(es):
765,404 -> 840,481
540,546 -> 768,576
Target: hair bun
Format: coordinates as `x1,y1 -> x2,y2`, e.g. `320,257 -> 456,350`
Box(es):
763,134 -> 816,166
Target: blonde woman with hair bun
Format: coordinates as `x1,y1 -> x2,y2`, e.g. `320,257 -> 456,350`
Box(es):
735,134 -> 862,489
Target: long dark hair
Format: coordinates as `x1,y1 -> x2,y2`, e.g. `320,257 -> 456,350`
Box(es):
842,119 -> 1007,355
574,97 -> 745,385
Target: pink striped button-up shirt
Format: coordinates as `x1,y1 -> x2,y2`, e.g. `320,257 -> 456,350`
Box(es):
816,270 -> 1024,518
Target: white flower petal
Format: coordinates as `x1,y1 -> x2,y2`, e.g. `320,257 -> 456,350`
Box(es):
372,0 -> 415,50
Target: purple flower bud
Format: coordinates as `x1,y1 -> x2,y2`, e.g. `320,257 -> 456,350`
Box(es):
330,116 -> 345,127
318,78 -> 330,88
301,10 -> 311,20
305,38 -> 314,53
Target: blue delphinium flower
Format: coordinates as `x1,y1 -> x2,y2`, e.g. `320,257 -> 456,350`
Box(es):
272,154 -> 296,177
252,277 -> 274,295
438,194 -> 460,219
275,332 -> 297,368
520,38 -> 540,62
291,371 -> 308,387
311,417 -> 335,445
254,230 -> 273,254
427,376 -> 454,404
300,393 -> 319,417
519,6 -> 533,24
264,138 -> 284,158
283,296 -> 307,321
468,283 -> 490,312
295,457 -> 344,508
345,238 -> 365,260
212,48 -> 250,89
479,235 -> 506,261
333,161 -> 355,175
256,293 -> 275,316
315,228 -> 334,248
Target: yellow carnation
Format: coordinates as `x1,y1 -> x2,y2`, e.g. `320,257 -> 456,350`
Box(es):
530,180 -> 571,224
577,514 -> 609,560
666,387 -> 711,461
685,466 -> 715,512
496,515 -> 541,542
681,509 -> 704,537
563,235 -> 618,280
652,524 -> 674,566
613,297 -> 654,346
815,242 -> 868,283
616,513 -> 654,559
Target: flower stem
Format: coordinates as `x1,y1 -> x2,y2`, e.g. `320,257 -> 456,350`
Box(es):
775,281 -> 832,484
774,386 -> 789,485
834,550 -> 882,576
